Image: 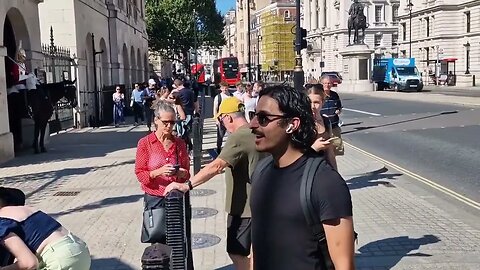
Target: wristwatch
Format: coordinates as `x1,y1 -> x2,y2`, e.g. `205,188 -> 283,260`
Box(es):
184,180 -> 193,190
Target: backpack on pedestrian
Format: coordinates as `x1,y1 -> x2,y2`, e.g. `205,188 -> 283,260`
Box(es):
252,154 -> 358,270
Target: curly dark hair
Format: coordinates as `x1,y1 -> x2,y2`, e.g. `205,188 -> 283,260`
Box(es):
259,85 -> 318,150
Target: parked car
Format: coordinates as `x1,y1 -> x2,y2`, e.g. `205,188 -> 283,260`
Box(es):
321,71 -> 343,86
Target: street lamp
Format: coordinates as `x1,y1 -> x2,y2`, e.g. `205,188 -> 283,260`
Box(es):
246,0 -> 253,82
464,42 -> 471,74
407,0 -> 413,58
294,0 -> 304,90
257,34 -> 262,81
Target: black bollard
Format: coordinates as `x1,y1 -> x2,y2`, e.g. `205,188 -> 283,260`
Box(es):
166,190 -> 188,270
141,243 -> 171,269
192,116 -> 202,174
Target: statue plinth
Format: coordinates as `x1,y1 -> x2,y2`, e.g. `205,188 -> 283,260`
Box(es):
336,44 -> 374,93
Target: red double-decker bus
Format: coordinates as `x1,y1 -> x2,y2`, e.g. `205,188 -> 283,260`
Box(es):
191,63 -> 206,84
213,57 -> 241,87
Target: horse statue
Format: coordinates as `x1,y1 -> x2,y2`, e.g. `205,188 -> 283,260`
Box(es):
7,80 -> 78,154
348,0 -> 369,45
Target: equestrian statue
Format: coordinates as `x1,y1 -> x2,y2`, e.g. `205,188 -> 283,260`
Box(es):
6,43 -> 78,154
348,0 -> 369,45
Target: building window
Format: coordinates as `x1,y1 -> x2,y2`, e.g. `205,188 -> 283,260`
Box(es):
425,17 -> 430,37
392,34 -> 399,46
284,10 -> 291,19
401,50 -> 407,57
425,47 -> 430,64
118,0 -> 124,9
374,34 -> 382,47
401,23 -> 407,40
375,5 -> 383,23
465,11 -> 471,33
392,5 -> 399,24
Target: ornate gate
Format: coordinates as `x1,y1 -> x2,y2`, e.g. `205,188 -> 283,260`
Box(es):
42,27 -> 76,133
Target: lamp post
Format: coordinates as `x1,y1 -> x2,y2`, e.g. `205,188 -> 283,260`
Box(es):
247,0 -> 252,82
294,0 -> 304,90
91,33 -> 104,127
407,0 -> 413,58
464,42 -> 471,74
193,9 -> 198,81
257,34 -> 262,81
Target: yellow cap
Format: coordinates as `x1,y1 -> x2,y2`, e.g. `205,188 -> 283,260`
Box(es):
213,97 -> 244,119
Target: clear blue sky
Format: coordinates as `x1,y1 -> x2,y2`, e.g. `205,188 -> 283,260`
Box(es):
216,0 -> 235,14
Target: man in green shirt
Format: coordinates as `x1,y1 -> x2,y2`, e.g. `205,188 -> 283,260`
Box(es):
165,97 -> 262,270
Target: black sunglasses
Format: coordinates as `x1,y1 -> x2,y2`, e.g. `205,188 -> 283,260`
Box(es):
159,120 -> 176,126
253,112 -> 287,127
305,83 -> 323,89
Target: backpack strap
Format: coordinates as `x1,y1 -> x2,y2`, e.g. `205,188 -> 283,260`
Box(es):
300,155 -> 334,269
300,156 -> 327,239
249,155 -> 273,184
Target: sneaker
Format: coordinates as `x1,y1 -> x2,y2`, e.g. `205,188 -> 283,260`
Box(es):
134,122 -> 138,126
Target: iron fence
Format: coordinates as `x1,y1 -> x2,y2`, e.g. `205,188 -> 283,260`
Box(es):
42,27 -> 76,133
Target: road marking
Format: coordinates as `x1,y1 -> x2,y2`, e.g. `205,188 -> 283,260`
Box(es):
343,108 -> 382,116
345,142 -> 480,210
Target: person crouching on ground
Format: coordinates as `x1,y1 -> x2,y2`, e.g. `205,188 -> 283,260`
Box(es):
134,100 -> 194,269
0,187 -> 91,270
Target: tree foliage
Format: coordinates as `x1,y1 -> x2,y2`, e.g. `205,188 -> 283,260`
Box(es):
146,0 -> 225,60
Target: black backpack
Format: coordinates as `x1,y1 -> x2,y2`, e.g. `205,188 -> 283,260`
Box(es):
252,155 -> 357,270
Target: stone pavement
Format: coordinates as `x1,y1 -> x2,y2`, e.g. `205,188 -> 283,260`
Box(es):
1,118 -> 479,269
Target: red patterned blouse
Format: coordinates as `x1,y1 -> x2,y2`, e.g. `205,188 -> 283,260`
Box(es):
135,132 -> 191,196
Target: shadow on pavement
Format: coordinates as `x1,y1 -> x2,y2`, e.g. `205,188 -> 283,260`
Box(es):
0,160 -> 134,202
355,234 -> 440,269
50,194 -> 143,218
346,171 -> 403,190
91,257 -> 137,270
1,125 -> 146,168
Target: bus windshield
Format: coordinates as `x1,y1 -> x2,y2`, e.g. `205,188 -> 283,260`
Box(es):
222,58 -> 239,79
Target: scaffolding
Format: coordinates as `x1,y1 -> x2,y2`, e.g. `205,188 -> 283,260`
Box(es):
260,9 -> 295,80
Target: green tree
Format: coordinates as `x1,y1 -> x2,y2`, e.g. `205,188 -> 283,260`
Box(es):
146,0 -> 225,65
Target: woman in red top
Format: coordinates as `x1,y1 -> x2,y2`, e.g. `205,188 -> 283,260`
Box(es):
135,100 -> 190,196
134,100 -> 194,269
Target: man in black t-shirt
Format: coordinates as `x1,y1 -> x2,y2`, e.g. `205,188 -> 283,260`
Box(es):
173,79 -> 195,151
249,85 -> 355,270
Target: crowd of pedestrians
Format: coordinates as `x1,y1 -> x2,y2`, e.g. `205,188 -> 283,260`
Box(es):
135,74 -> 352,270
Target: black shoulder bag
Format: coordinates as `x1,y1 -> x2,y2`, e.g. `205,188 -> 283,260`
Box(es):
141,144 -> 180,244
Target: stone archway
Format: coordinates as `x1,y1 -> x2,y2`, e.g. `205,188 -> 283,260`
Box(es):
99,38 -> 109,86
144,53 -> 149,81
130,46 -> 136,84
137,48 -> 142,83
122,44 -> 130,88
3,8 -> 32,152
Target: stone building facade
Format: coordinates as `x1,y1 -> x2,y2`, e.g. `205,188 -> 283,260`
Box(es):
397,0 -> 480,86
38,0 -> 149,127
303,0 -> 399,79
1,0 -> 44,162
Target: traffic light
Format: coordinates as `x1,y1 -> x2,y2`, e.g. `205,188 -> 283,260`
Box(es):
300,28 -> 308,49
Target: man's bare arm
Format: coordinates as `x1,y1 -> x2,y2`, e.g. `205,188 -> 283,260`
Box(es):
323,217 -> 355,270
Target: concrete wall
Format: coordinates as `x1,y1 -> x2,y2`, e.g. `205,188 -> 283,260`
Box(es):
0,0 -> 44,163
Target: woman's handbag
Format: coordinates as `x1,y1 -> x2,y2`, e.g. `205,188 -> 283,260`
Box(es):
141,195 -> 166,244
140,144 -> 180,244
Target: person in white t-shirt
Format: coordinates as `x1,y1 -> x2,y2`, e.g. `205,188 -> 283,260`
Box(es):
233,81 -> 244,101
213,81 -> 232,153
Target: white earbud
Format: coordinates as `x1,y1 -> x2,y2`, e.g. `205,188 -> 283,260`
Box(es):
285,124 -> 294,134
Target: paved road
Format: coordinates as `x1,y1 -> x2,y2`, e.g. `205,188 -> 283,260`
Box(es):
423,86 -> 480,98
339,93 -> 480,205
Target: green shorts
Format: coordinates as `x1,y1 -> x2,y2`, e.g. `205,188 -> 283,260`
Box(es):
38,233 -> 91,270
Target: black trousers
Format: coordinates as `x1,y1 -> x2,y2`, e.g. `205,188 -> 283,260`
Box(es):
216,123 -> 226,153
133,102 -> 145,123
144,193 -> 194,270
145,108 -> 154,128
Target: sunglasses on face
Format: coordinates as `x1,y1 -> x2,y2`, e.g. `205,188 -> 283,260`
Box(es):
158,119 -> 176,126
253,112 -> 287,127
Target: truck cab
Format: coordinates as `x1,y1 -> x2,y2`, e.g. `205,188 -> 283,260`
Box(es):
373,58 -> 423,92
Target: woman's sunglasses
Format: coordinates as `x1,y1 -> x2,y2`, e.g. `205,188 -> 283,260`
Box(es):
253,112 -> 287,127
